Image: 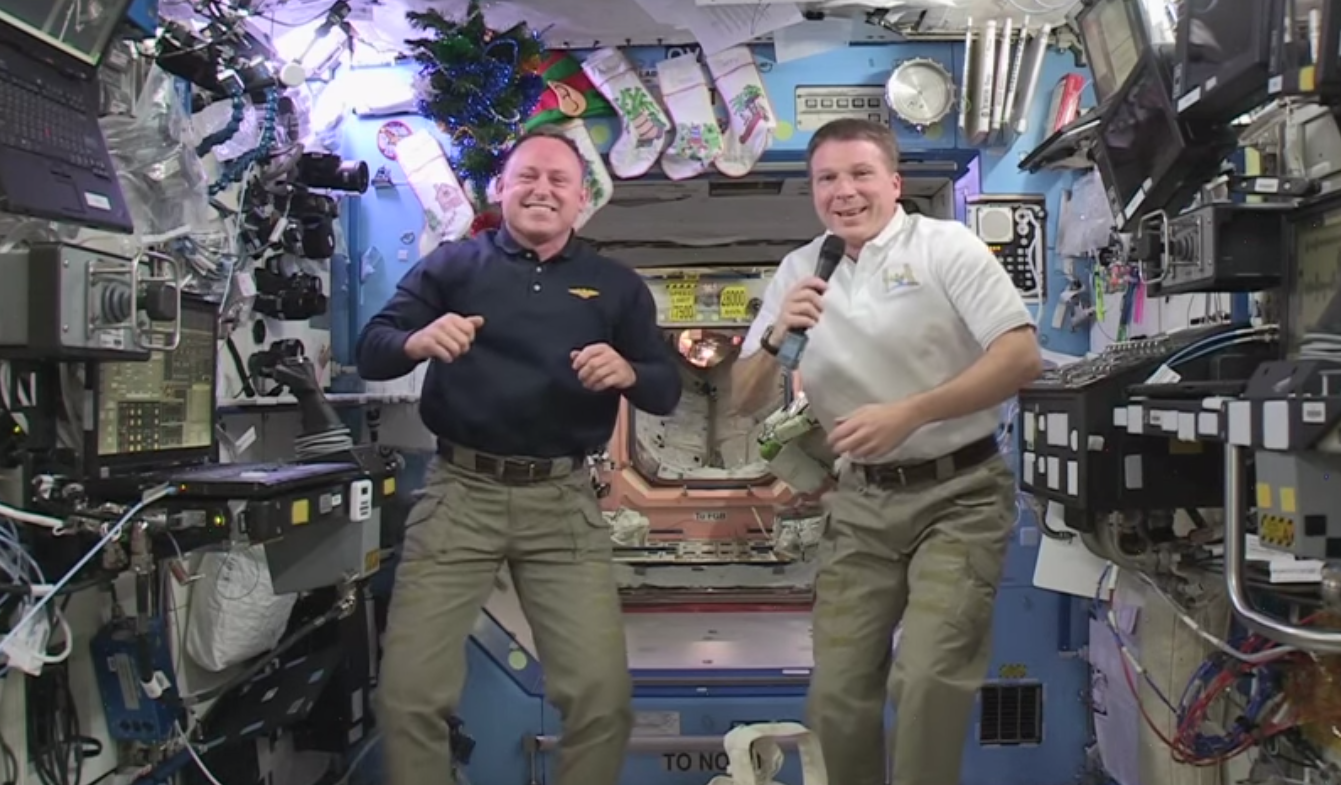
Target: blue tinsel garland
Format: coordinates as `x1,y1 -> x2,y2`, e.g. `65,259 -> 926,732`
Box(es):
208,89 -> 279,197
412,30 -> 546,196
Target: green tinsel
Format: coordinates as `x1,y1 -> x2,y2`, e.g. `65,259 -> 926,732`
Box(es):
404,1 -> 546,206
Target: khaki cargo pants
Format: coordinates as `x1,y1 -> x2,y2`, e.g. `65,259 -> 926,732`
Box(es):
807,454 -> 1016,785
376,451 -> 632,785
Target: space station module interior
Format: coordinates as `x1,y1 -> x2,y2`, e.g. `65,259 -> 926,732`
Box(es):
7,0 -> 1341,783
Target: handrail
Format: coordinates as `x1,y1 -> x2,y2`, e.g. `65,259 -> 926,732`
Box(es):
1223,445 -> 1341,651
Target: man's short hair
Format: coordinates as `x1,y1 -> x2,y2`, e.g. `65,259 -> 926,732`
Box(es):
805,118 -> 901,173
503,125 -> 588,180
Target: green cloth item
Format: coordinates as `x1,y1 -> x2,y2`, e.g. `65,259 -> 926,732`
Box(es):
524,51 -> 615,131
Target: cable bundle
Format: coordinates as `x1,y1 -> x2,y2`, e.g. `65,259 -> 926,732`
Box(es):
1094,562 -> 1326,769
26,645 -> 103,785
0,519 -> 72,676
1171,631 -> 1300,764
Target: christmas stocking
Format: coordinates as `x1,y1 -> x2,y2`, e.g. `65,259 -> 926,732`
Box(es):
706,46 -> 777,178
656,55 -> 725,180
394,131 -> 476,258
582,47 -> 671,179
525,52 -> 616,228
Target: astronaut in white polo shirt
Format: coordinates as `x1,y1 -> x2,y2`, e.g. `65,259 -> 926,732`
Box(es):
732,118 -> 1042,785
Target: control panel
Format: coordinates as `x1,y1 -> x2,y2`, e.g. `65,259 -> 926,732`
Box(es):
1141,202 -> 1288,296
1028,328 -> 1229,391
640,267 -> 774,329
1017,324 -> 1235,522
794,85 -> 890,131
0,243 -> 183,361
967,194 -> 1045,301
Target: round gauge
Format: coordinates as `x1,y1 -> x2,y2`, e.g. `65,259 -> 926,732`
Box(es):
885,58 -> 956,129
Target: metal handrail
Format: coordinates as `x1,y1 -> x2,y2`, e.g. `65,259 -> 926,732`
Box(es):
1223,445 -> 1341,651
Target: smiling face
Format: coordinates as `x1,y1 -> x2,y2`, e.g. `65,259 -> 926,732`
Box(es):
498,135 -> 589,252
809,138 -> 903,253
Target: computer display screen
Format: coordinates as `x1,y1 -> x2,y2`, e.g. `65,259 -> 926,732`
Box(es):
1080,0 -> 1145,105
95,300 -> 217,462
1176,0 -> 1271,110
1096,58 -> 1184,221
0,0 -> 131,67
1289,203 -> 1341,352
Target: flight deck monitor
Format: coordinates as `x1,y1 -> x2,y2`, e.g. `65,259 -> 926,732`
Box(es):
1173,0 -> 1276,122
1286,192 -> 1341,356
1076,0 -> 1148,108
89,293 -> 219,474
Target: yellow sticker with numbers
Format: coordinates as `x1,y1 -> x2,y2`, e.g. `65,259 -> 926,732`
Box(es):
719,285 -> 749,319
667,281 -> 698,323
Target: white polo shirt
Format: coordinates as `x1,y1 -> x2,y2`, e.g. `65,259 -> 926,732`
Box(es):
742,209 -> 1035,464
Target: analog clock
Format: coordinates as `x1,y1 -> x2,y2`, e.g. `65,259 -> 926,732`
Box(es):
885,58 -> 956,129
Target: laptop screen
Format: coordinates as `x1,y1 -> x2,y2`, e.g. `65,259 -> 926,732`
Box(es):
0,0 -> 132,67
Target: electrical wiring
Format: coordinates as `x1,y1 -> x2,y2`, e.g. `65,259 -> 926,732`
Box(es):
0,518 -> 69,676
0,501 -> 67,532
27,607 -> 104,785
1161,324 -> 1276,368
0,486 -> 176,660
1093,564 -> 1318,769
176,725 -> 226,785
1171,334 -> 1278,369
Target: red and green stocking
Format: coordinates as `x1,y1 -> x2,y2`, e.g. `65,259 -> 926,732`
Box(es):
524,51 -> 615,228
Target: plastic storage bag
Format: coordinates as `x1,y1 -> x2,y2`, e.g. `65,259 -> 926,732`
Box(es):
100,66 -> 213,240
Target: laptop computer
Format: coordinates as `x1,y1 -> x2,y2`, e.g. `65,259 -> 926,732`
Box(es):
161,461 -> 363,500
0,0 -> 135,233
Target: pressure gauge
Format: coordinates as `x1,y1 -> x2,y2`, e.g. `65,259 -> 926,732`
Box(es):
885,58 -> 956,129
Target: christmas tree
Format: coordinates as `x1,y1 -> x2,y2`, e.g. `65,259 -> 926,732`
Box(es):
404,1 -> 546,205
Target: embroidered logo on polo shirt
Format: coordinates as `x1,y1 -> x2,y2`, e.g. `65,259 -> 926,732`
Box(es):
883,263 -> 920,292
568,288 -> 600,299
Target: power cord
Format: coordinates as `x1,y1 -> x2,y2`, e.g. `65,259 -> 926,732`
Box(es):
26,600 -> 102,785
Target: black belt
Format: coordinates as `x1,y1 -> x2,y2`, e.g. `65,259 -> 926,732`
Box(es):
437,440 -> 586,485
860,436 -> 999,488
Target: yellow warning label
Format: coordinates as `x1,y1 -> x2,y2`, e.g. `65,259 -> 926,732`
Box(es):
1280,487 -> 1297,514
1260,515 -> 1294,547
291,499 -> 310,526
719,285 -> 749,319
1256,483 -> 1272,510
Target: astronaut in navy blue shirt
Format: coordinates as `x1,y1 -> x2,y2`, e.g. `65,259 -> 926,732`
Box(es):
357,126 -> 680,785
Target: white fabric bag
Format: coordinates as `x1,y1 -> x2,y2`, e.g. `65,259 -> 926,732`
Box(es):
707,722 -> 828,785
185,544 -> 296,672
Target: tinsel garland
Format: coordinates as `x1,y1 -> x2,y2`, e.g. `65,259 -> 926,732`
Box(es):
404,1 -> 545,206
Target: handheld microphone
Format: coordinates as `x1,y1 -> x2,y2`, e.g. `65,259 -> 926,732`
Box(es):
777,235 -> 846,371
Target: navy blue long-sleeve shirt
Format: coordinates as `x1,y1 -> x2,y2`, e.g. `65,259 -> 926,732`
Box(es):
355,228 -> 682,459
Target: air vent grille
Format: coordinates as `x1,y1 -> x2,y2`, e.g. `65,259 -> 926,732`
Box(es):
707,180 -> 785,197
979,682 -> 1043,746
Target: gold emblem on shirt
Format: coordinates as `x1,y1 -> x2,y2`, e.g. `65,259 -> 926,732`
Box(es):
568,288 -> 600,299
883,264 -> 920,292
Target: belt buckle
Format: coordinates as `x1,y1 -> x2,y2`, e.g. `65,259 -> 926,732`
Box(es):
896,466 -> 907,486
500,459 -> 539,483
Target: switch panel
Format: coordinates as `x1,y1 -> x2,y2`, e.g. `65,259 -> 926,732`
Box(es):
795,86 -> 890,131
968,194 -> 1047,301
